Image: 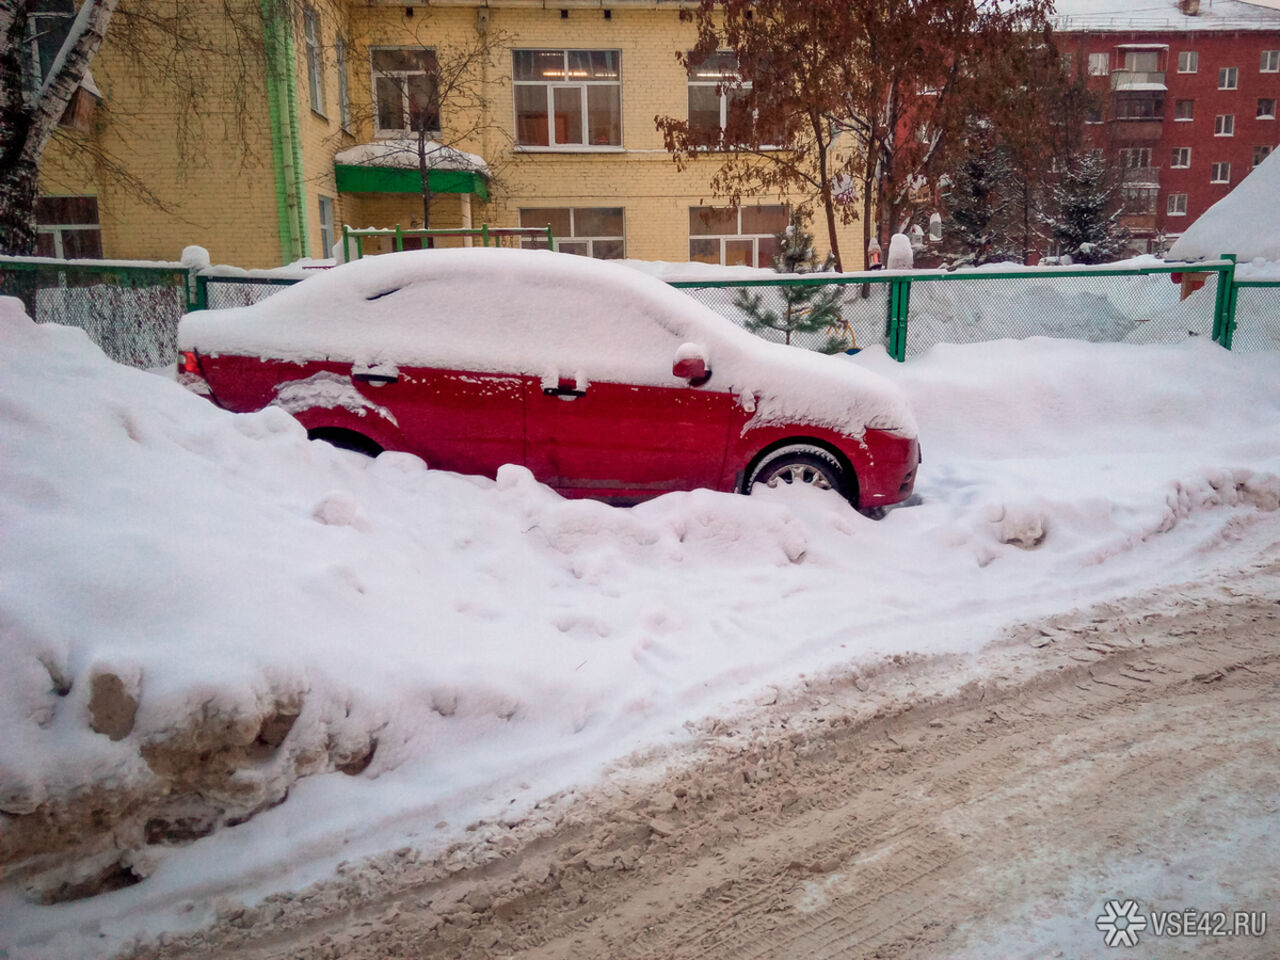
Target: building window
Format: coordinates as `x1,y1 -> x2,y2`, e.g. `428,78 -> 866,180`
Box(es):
518,207 -> 625,258
513,50 -> 621,148
1210,161 -> 1231,183
1214,114 -> 1234,136
1177,50 -> 1198,73
1174,99 -> 1194,121
1086,103 -> 1103,124
35,195 -> 103,259
1170,146 -> 1191,168
1114,95 -> 1163,120
336,36 -> 350,131
1258,98 -> 1276,120
372,48 -> 440,135
26,0 -> 75,88
687,51 -> 750,142
304,8 -> 324,116
1061,51 -> 1073,74
1119,147 -> 1152,168
1218,66 -> 1238,90
1121,186 -> 1157,214
1167,193 -> 1188,216
1262,50 -> 1280,73
318,196 -> 334,257
1088,52 -> 1109,76
1123,50 -> 1159,73
1254,145 -> 1273,167
688,205 -> 789,268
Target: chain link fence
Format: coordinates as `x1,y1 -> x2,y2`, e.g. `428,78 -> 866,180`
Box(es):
1230,282 -> 1280,352
198,276 -> 298,311
0,260 -> 191,368
4,255 -> 1269,369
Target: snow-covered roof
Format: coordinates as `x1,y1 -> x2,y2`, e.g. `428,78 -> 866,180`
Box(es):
1051,0 -> 1280,31
1167,148 -> 1280,264
333,140 -> 490,177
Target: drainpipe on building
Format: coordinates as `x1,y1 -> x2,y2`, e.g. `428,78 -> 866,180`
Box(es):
260,0 -> 304,263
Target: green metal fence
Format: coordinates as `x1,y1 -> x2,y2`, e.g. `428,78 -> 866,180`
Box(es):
341,223 -> 553,260
4,252 -> 1276,370
671,259 -> 1242,360
1231,280 -> 1280,352
0,258 -> 193,368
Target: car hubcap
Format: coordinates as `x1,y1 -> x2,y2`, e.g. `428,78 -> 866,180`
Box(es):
764,464 -> 833,490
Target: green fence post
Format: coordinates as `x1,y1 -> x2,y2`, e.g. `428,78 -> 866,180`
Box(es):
394,223 -> 404,252
884,277 -> 910,362
546,225 -> 554,250
1210,255 -> 1235,348
481,224 -> 490,248
192,274 -> 208,312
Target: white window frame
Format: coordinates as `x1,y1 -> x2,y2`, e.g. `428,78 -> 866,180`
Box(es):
1118,147 -> 1152,168
688,205 -> 790,268
1170,147 -> 1191,168
518,207 -> 626,258
1177,50 -> 1198,73
1262,50 -> 1280,73
318,196 -> 334,257
336,35 -> 351,132
1167,193 -> 1188,216
1258,97 -> 1276,120
1174,99 -> 1194,122
1120,186 -> 1158,215
304,8 -> 324,116
1210,161 -> 1231,184
1254,145 -> 1273,166
1088,52 -> 1109,76
371,47 -> 441,137
512,49 -> 623,150
1214,114 -> 1235,136
1218,66 -> 1238,90
35,195 -> 102,259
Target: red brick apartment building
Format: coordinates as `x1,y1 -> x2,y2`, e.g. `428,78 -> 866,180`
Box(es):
1054,0 -> 1280,254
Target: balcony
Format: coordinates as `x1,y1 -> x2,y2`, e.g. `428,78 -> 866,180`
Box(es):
1111,70 -> 1167,91
1122,165 -> 1162,186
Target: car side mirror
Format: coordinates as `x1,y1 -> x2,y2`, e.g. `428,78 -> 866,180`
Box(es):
674,344 -> 711,385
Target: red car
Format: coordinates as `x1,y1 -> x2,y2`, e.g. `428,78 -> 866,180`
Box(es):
177,249 -> 919,508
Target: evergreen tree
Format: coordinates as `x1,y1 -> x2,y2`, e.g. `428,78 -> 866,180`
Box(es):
733,210 -> 849,350
939,123 -> 1017,267
1049,151 -> 1131,264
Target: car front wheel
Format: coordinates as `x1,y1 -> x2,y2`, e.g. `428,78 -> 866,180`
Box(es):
746,446 -> 848,499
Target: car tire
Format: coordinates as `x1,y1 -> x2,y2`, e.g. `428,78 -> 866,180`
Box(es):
746,445 -> 847,498
307,428 -> 382,458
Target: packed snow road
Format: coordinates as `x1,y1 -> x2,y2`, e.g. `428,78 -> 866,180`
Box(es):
138,564 -> 1280,960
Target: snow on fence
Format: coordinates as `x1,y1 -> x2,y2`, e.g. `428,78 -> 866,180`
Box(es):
2,255 -> 1277,369
0,259 -> 192,369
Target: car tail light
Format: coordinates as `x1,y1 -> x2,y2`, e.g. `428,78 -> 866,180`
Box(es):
176,351 -> 212,396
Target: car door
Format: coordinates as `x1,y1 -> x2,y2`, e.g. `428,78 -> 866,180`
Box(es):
523,315 -> 734,502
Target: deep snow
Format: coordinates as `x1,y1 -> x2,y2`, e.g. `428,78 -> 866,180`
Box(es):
2,296 -> 1279,956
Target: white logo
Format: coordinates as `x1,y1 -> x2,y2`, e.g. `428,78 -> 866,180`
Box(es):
1097,899 -> 1149,947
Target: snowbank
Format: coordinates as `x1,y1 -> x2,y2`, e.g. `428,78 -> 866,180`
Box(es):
3,298 -> 1280,956
1168,149 -> 1280,264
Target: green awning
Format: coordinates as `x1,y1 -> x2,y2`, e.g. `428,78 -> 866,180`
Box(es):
334,164 -> 489,201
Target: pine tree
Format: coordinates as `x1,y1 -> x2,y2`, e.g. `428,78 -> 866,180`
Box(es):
1049,151 -> 1131,265
733,210 -> 848,350
939,123 -> 1018,267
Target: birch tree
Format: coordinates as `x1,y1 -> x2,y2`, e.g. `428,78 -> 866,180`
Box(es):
1,0 -> 119,255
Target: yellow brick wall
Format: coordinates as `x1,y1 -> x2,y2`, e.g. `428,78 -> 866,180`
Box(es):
39,0 -> 282,266
40,1 -> 867,269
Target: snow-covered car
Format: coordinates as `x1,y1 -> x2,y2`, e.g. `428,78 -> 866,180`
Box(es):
177,248 -> 919,507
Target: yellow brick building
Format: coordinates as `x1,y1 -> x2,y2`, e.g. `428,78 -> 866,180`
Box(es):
37,0 -> 869,270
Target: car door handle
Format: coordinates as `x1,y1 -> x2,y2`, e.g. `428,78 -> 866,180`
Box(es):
353,372 -> 398,385
542,385 -> 586,399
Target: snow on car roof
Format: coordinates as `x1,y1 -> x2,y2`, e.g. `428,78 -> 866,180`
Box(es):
179,248 -> 917,438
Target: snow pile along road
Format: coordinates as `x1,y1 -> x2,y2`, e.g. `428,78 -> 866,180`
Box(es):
1,297 -> 1279,957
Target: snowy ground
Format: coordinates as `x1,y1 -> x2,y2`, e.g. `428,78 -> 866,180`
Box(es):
2,297 -> 1279,958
